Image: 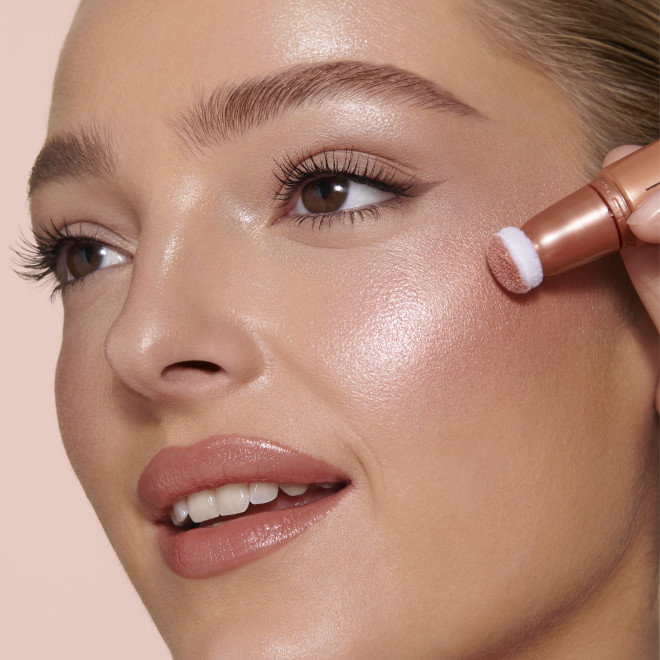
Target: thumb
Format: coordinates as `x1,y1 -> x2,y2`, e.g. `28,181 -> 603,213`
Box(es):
626,188 -> 660,244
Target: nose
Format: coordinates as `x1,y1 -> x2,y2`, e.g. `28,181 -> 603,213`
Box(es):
104,226 -> 265,406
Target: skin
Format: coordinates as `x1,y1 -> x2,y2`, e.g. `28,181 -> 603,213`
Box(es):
30,1 -> 658,658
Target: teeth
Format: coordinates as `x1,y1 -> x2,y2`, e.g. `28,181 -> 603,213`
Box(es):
280,483 -> 308,496
216,483 -> 249,516
170,498 -> 189,526
170,482 -> 328,526
249,482 -> 279,505
187,489 -> 220,523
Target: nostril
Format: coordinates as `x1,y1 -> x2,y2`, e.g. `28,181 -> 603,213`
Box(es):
162,361 -> 223,376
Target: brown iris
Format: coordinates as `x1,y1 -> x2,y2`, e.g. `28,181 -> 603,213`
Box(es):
300,176 -> 349,213
66,243 -> 104,279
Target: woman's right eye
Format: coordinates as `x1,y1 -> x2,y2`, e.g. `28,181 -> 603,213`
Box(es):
58,240 -> 129,286
14,223 -> 133,297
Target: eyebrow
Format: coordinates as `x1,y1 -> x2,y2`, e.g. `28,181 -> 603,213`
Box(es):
28,126 -> 115,198
29,60 -> 482,197
176,60 -> 483,150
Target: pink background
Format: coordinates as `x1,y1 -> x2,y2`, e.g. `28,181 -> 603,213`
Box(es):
1,3 -> 169,658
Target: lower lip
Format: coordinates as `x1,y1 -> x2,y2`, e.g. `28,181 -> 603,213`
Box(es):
156,488 -> 347,578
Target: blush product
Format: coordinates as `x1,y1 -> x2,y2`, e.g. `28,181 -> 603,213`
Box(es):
487,140 -> 659,294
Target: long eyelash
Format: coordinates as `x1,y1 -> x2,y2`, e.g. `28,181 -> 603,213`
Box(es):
12,220 -> 94,297
273,148 -> 415,208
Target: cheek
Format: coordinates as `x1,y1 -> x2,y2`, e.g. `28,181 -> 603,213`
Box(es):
54,303 -> 131,518
276,222 -> 645,630
299,230 -> 636,488
320,253 -> 448,417
282,229 -> 531,436
281,142 -> 588,436
56,328 -> 99,480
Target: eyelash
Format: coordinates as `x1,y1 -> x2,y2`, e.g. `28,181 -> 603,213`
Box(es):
273,148 -> 415,228
14,221 -> 101,297
17,150 -> 415,295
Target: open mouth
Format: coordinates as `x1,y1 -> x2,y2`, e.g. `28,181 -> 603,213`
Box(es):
139,435 -> 352,578
168,481 -> 348,530
156,480 -> 350,577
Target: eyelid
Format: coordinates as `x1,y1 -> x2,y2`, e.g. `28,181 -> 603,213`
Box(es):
51,220 -> 136,253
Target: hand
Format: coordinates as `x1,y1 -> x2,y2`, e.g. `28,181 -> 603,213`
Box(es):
602,145 -> 660,330
603,145 -> 660,412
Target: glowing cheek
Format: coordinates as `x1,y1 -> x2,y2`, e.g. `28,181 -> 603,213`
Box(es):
349,297 -> 437,384
314,270 -> 448,412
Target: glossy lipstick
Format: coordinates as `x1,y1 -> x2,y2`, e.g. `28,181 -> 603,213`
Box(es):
487,140 -> 659,293
138,435 -> 349,578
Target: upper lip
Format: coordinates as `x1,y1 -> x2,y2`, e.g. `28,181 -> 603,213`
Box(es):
138,435 -> 349,521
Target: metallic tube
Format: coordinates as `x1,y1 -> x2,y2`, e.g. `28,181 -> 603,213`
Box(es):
523,140 -> 659,276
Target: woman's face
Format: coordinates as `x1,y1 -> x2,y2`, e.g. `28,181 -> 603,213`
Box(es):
31,0 -> 656,657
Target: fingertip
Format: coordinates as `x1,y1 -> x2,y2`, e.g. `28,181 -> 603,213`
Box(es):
627,188 -> 660,243
601,144 -> 643,168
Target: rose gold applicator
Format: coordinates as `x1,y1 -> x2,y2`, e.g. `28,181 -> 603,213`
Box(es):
487,139 -> 659,294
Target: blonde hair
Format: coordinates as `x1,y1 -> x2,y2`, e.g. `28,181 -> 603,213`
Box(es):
469,0 -> 659,172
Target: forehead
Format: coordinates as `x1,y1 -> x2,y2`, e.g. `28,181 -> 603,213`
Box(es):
50,0 -> 564,134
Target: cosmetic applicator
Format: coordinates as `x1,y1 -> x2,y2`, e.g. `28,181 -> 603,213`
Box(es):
487,139 -> 659,294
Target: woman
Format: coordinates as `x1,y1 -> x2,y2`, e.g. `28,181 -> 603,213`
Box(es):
19,0 -> 658,657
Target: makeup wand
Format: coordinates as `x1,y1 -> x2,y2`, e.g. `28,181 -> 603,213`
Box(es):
487,139 -> 660,294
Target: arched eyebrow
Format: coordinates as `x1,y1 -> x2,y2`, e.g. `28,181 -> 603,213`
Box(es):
175,60 -> 484,150
28,60 -> 484,197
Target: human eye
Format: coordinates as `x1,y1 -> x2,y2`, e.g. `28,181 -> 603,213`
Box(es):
15,221 -> 131,297
273,149 -> 416,228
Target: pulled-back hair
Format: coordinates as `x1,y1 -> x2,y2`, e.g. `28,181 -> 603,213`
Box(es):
469,0 -> 659,172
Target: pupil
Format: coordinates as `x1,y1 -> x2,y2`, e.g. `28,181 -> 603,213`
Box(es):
301,177 -> 349,213
67,243 -> 103,279
316,179 -> 334,200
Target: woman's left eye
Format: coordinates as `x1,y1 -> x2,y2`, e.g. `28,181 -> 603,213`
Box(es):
294,176 -> 395,215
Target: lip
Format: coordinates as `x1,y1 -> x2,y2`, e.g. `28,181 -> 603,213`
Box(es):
138,435 -> 350,578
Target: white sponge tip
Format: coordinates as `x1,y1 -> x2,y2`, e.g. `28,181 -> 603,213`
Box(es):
487,227 -> 543,294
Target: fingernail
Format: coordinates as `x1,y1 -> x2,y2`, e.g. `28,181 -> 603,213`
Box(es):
627,204 -> 660,227
627,189 -> 660,238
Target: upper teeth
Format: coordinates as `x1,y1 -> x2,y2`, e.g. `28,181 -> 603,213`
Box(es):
170,482 -> 311,526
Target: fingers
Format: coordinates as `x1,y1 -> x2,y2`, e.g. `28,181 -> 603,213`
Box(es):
600,145 -> 660,332
601,144 -> 660,243
619,175 -> 660,334
627,189 -> 660,244
601,144 -> 641,168
620,189 -> 660,343
603,143 -> 659,411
